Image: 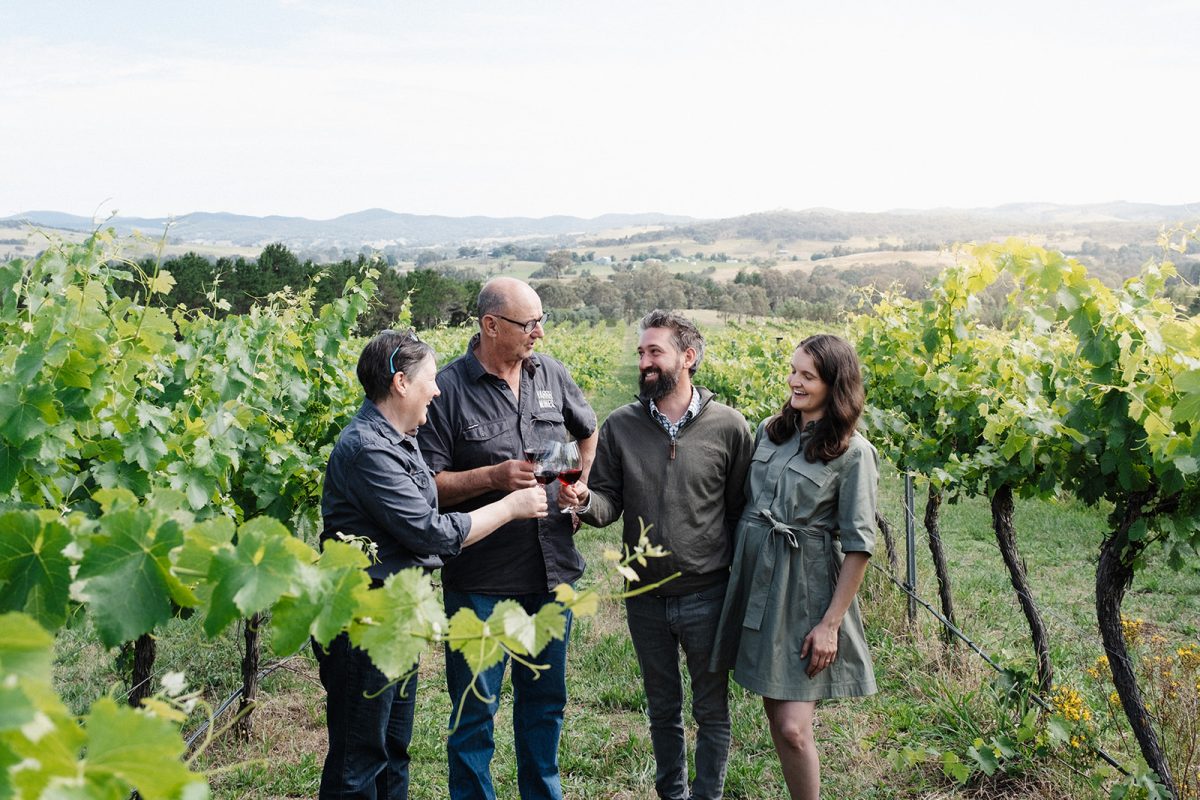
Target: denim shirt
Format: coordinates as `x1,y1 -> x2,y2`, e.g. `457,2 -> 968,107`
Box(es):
321,399 -> 472,581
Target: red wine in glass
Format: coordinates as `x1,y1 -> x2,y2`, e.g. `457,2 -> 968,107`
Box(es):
535,468 -> 560,485
556,440 -> 583,514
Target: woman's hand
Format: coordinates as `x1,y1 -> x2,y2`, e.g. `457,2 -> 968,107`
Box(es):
800,619 -> 840,678
506,486 -> 549,519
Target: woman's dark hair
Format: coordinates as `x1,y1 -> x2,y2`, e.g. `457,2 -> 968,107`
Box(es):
357,329 -> 435,403
764,333 -> 864,463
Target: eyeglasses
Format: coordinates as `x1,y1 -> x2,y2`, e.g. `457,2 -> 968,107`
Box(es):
387,329 -> 421,374
491,312 -> 550,334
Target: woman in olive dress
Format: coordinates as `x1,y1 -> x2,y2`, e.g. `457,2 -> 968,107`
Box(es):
712,334 -> 878,799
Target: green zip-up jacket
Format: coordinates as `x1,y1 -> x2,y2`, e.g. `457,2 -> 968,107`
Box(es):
580,387 -> 754,595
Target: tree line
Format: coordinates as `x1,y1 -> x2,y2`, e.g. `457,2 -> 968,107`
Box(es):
129,244 -> 480,331
132,244 -> 957,329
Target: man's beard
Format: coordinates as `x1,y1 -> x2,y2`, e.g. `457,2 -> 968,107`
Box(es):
638,363 -> 681,402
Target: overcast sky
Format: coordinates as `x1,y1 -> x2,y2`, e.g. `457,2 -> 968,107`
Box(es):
3,0 -> 1198,221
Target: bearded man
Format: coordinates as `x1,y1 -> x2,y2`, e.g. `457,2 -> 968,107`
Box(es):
559,309 -> 753,800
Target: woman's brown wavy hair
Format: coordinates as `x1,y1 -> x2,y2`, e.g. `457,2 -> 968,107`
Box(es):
764,334 -> 864,463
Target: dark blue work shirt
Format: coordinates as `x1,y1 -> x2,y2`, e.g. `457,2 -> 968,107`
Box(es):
322,399 -> 472,582
418,335 -> 597,593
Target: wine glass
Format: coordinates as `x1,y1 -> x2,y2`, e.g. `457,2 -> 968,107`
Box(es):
555,440 -> 582,514
530,439 -> 560,488
524,430 -> 553,469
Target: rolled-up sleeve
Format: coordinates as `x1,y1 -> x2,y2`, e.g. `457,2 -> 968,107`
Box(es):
347,443 -> 471,557
836,440 -> 879,555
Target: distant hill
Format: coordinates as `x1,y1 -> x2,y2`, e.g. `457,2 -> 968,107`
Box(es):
634,202 -> 1200,247
4,202 -> 1197,250
0,209 -> 696,248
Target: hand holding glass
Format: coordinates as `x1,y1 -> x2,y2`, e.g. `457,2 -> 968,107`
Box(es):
555,441 -> 583,514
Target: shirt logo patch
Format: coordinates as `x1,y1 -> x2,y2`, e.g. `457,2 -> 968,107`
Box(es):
537,390 -> 556,409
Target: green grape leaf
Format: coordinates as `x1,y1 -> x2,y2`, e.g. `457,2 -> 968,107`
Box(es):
0,511 -> 72,628
56,349 -> 95,390
0,384 -> 53,445
82,697 -> 205,800
13,340 -> 47,385
38,781 -> 128,800
1174,393 -> 1200,427
130,307 -> 178,354
148,270 -> 176,296
553,583 -> 599,617
445,607 -> 505,676
203,517 -> 311,637
171,517 -> 236,592
0,740 -> 18,798
940,751 -> 970,783
75,510 -> 187,647
123,427 -> 168,472
349,568 -> 445,680
0,682 -> 37,731
487,600 -> 536,656
3,678 -> 84,798
0,611 -> 53,679
166,462 -> 221,511
532,601 -> 568,655
93,488 -> 140,513
1176,368 -> 1200,395
0,440 -> 22,493
271,545 -> 371,655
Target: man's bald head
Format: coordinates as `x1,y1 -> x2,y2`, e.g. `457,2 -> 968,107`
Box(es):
477,277 -> 539,321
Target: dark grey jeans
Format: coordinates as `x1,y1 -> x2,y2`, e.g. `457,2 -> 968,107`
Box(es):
625,580 -> 731,800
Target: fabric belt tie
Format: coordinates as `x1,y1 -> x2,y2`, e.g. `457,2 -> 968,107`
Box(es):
743,509 -> 829,631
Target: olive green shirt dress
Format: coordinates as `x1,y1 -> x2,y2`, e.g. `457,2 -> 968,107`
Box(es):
712,420 -> 879,701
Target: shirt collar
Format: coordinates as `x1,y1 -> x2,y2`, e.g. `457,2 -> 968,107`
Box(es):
360,398 -> 414,448
649,386 -> 701,427
465,332 -> 540,381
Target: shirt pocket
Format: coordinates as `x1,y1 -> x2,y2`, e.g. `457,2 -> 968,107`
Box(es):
527,409 -> 565,447
529,409 -> 565,426
783,456 -> 834,522
459,417 -> 517,467
787,456 -> 832,487
748,441 -> 775,487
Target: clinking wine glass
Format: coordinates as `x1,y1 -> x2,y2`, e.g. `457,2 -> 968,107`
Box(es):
555,440 -> 582,514
527,437 -> 560,487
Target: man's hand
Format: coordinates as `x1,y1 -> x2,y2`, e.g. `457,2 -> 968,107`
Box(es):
558,480 -> 588,511
491,458 -> 537,490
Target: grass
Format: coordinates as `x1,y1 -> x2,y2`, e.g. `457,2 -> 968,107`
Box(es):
54,321 -> 1200,798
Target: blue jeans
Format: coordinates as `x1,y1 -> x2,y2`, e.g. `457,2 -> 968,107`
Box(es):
314,633 -> 417,800
625,580 -> 731,800
443,590 -> 572,800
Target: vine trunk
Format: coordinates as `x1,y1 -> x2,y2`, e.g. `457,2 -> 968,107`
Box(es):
235,612 -> 263,738
128,632 -> 156,708
990,484 -> 1053,694
1096,500 -> 1177,799
875,511 -> 901,578
923,485 -> 958,645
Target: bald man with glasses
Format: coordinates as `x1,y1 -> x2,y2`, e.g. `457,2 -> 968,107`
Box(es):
418,277 -> 598,800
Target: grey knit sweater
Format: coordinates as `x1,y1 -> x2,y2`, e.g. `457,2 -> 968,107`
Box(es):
580,387 -> 754,595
